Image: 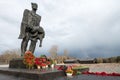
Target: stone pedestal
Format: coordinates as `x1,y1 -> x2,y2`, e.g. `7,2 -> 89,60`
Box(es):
7,58 -> 66,80
9,58 -> 26,69
0,68 -> 66,80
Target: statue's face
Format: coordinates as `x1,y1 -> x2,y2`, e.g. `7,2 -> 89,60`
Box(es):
31,3 -> 38,10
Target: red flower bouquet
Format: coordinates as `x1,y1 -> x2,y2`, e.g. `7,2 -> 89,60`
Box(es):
35,58 -> 42,66
23,51 -> 35,69
35,57 -> 50,69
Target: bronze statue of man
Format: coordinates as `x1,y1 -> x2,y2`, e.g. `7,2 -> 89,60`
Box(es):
18,3 -> 45,56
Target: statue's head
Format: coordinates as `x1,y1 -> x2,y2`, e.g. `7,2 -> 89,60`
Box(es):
31,3 -> 38,10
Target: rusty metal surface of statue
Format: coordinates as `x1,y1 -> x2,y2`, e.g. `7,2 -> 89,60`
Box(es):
18,3 -> 45,56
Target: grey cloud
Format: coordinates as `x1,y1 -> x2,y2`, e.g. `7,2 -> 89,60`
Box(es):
0,0 -> 120,58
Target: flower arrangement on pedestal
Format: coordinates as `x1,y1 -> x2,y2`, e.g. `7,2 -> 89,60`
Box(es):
23,51 -> 35,69
35,56 -> 50,69
49,59 -> 57,68
23,52 -> 52,70
65,66 -> 74,77
49,59 -> 54,68
35,57 -> 42,69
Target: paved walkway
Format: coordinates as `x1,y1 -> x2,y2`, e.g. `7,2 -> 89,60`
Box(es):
0,73 -> 120,80
0,64 -> 120,80
55,75 -> 120,80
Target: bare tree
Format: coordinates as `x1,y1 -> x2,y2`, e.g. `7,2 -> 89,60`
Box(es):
117,56 -> 120,63
63,49 -> 69,57
96,58 -> 103,63
0,49 -> 21,64
49,45 -> 58,59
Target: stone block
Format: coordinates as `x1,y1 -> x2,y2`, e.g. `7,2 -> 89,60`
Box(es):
9,58 -> 26,69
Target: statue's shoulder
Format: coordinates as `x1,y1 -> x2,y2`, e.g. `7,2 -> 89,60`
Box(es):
24,9 -> 30,13
22,9 -> 31,22
23,9 -> 31,16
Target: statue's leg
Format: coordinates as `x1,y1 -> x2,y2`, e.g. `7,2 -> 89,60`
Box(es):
29,40 -> 37,54
39,34 -> 43,47
39,39 -> 43,47
21,36 -> 29,56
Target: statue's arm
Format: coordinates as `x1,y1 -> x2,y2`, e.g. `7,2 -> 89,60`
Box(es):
37,15 -> 45,38
21,9 -> 29,25
37,14 -> 41,26
32,15 -> 41,31
21,9 -> 30,31
18,9 -> 30,39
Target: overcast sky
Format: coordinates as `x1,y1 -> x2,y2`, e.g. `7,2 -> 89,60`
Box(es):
0,0 -> 120,58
